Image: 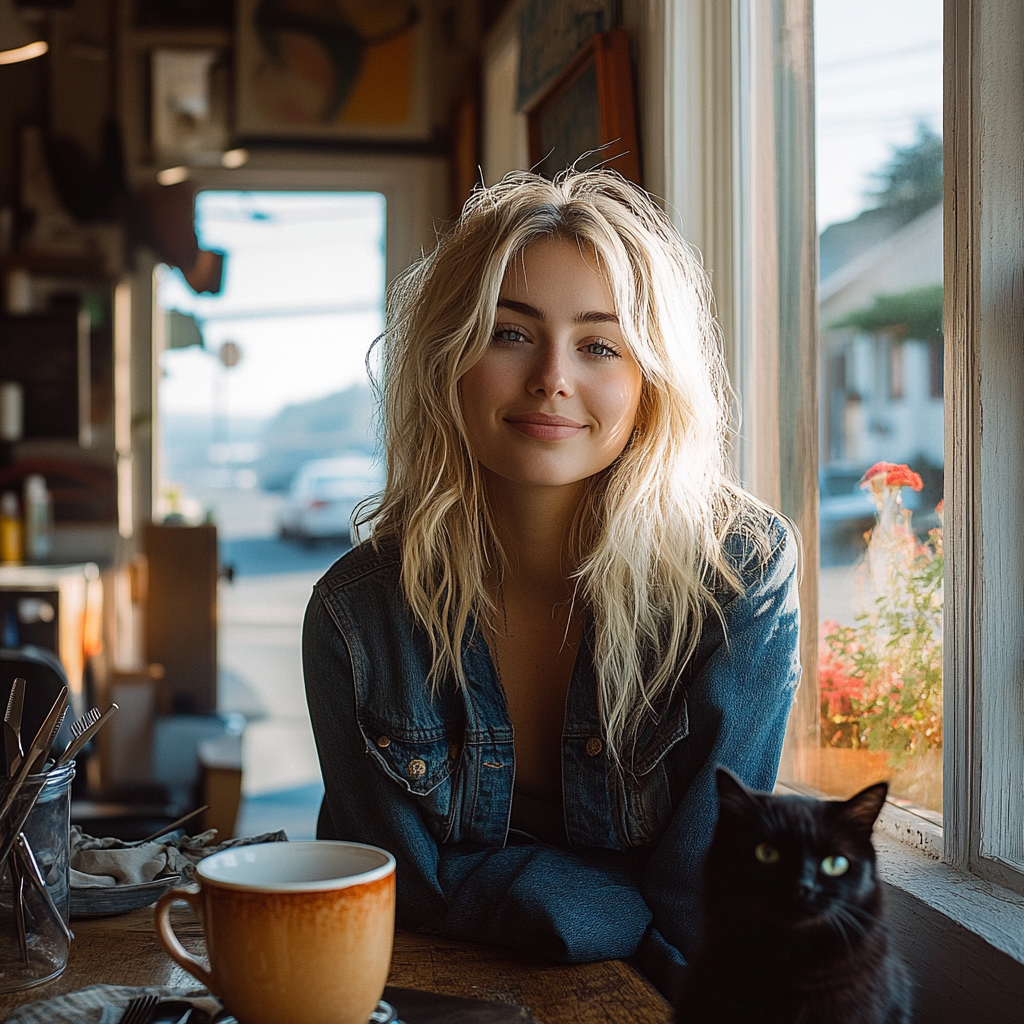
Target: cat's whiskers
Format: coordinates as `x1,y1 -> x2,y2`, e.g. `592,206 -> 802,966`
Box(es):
843,901 -> 880,926
831,903 -> 870,943
826,907 -> 856,953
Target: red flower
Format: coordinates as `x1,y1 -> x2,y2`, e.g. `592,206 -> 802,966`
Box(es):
860,462 -> 896,487
884,465 -> 924,490
859,461 -> 923,491
935,498 -> 944,515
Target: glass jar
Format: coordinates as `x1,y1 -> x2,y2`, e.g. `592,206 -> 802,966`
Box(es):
0,762 -> 75,992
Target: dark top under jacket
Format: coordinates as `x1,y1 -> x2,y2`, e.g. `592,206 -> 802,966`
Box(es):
302,519 -> 800,997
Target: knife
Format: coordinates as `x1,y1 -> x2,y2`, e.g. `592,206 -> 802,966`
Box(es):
3,678 -> 25,777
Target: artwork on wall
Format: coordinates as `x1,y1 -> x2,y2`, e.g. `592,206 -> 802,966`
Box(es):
450,69 -> 480,214
526,30 -> 640,185
151,48 -> 230,161
517,0 -> 617,110
235,0 -> 430,141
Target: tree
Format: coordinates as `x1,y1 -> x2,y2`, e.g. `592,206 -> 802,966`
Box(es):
866,122 -> 943,224
829,284 -> 943,341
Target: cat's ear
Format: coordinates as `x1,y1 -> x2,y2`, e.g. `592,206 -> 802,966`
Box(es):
715,766 -> 761,816
836,781 -> 889,833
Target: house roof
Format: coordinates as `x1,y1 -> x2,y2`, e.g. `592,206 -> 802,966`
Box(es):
820,203 -> 942,323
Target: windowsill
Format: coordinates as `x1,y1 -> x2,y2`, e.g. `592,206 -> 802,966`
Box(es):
872,829 -> 1024,964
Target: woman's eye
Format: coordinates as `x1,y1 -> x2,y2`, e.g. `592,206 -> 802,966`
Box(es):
492,325 -> 527,344
821,855 -> 850,877
754,842 -> 781,865
582,340 -> 620,359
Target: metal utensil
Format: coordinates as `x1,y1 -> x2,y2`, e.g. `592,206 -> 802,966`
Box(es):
11,854 -> 28,963
28,686 -> 70,774
118,994 -> 160,1024
3,677 -> 25,777
0,688 -> 67,828
54,705 -> 101,765
55,702 -> 117,768
0,691 -> 68,876
133,804 -> 209,846
14,832 -> 74,945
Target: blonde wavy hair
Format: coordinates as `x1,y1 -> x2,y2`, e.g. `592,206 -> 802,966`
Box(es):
363,169 -> 778,765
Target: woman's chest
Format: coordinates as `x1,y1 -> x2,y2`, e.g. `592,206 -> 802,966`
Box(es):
489,618 -> 577,800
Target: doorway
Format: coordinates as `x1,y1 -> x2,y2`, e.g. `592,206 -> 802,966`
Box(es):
155,190 -> 386,835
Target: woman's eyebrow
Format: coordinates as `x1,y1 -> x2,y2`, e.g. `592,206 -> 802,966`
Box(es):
496,298 -> 618,325
496,297 -> 544,320
573,310 -> 619,325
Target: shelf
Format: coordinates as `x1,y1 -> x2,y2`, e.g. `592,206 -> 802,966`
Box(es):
125,28 -> 232,50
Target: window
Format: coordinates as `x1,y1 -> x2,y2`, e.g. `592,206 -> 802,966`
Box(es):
655,0 -> 1023,896
813,0 -> 944,817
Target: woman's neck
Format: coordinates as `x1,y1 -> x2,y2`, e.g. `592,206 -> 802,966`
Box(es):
484,470 -> 584,596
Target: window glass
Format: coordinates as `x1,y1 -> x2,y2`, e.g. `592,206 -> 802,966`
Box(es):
813,0 -> 943,814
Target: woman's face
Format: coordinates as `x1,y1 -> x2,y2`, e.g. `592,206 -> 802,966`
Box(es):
460,238 -> 643,492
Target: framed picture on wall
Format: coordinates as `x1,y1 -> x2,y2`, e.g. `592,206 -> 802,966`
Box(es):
151,48 -> 230,161
450,68 -> 480,215
525,30 -> 640,185
235,0 -> 431,141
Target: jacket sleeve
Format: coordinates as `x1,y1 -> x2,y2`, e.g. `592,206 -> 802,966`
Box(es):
636,522 -> 802,970
303,590 -> 653,963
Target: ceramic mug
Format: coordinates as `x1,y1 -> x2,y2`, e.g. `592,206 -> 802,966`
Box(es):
155,841 -> 396,1024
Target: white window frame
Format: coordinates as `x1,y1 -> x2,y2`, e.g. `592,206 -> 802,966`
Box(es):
943,0 -> 1024,895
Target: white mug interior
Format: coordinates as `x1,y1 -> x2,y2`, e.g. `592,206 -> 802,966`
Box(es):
197,840 -> 395,892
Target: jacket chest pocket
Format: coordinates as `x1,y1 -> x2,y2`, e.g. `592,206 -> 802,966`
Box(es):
360,719 -> 461,843
616,696 -> 689,847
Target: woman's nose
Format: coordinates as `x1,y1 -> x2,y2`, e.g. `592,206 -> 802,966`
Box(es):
526,343 -> 574,397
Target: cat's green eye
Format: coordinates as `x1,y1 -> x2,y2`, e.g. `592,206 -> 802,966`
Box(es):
821,855 -> 850,877
754,842 -> 781,865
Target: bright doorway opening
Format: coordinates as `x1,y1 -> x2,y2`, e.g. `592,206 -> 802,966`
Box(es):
156,190 -> 386,836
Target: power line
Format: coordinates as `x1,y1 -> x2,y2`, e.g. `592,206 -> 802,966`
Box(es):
817,40 -> 941,74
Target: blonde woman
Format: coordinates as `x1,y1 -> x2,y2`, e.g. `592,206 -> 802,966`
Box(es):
303,170 -> 800,997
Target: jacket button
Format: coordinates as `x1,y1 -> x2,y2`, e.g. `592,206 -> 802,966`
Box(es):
585,737 -> 603,757
377,736 -> 391,748
407,758 -> 427,777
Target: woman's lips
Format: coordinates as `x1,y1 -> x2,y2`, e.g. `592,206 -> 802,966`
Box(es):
505,413 -> 586,441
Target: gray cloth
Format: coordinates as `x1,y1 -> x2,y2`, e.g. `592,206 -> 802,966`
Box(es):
69,827 -> 288,887
6,985 -> 220,1024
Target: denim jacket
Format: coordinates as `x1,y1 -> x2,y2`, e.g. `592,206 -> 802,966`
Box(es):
302,518 -> 800,995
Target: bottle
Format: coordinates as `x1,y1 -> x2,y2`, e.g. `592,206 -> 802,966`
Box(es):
0,491 -> 23,564
23,474 -> 52,563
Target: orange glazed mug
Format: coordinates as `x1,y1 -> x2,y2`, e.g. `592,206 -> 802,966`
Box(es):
155,841 -> 396,1024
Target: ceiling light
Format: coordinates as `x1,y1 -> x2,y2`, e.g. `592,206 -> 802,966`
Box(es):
157,166 -> 189,186
0,0 -> 47,65
221,148 -> 249,169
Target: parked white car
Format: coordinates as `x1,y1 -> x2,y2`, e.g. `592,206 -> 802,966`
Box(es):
277,455 -> 381,544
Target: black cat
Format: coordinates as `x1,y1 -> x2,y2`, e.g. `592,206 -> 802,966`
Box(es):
677,768 -> 912,1024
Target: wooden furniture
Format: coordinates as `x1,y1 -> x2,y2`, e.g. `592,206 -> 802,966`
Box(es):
144,524 -> 218,714
0,906 -> 672,1024
197,734 -> 243,839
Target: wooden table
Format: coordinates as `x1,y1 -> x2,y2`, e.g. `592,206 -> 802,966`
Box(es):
0,906 -> 671,1023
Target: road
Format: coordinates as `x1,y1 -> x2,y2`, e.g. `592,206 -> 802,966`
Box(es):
196,486 -> 348,834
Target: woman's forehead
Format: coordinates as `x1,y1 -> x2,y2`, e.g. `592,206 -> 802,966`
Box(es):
500,236 -> 618,298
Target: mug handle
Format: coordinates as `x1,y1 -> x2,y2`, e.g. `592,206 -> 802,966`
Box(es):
154,888 -> 217,993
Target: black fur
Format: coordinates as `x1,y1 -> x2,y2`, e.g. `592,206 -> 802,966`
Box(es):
677,768 -> 913,1024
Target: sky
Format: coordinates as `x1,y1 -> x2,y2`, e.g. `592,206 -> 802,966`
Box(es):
815,0 -> 942,229
158,191 -> 385,419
